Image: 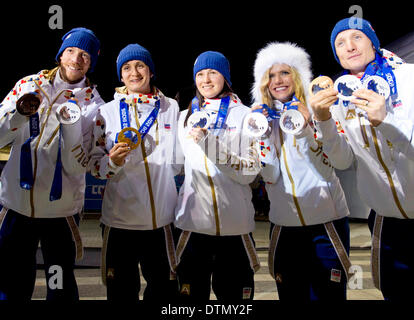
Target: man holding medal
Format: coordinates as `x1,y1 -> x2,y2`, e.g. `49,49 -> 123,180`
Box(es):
89,44 -> 180,301
0,27 -> 104,300
310,17 -> 414,300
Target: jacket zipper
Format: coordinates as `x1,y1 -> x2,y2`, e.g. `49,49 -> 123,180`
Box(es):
204,155 -> 220,235
30,81 -> 66,217
279,129 -> 306,226
370,126 -> 409,219
134,104 -> 158,229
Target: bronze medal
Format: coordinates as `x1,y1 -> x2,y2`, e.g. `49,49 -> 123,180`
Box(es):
309,76 -> 334,97
16,93 -> 41,116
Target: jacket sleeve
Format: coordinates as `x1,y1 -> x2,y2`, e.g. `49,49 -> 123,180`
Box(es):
0,79 -> 32,148
89,108 -> 147,179
257,127 -> 280,184
375,63 -> 414,159
172,125 -> 185,176
203,130 -> 261,185
89,109 -> 121,179
60,117 -> 87,175
169,101 -> 184,176
60,97 -> 105,176
376,110 -> 414,161
294,124 -> 335,180
312,116 -> 354,170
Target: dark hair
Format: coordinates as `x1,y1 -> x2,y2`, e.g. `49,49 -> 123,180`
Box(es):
183,81 -> 233,127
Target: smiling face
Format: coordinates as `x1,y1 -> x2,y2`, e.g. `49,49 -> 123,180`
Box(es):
59,47 -> 91,84
195,68 -> 225,99
334,29 -> 376,76
121,60 -> 152,94
267,64 -> 295,103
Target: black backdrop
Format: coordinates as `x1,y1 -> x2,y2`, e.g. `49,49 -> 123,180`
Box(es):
1,0 -> 412,107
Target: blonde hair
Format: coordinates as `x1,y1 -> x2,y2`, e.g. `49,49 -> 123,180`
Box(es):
259,65 -> 307,107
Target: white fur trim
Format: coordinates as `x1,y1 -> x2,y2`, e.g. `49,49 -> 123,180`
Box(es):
251,42 -> 313,103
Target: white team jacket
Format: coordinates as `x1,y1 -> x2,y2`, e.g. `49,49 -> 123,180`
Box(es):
259,100 -> 349,227
89,88 -> 180,230
314,60 -> 414,220
0,67 -> 104,218
174,95 -> 261,236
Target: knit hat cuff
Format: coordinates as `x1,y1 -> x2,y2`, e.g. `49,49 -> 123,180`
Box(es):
55,27 -> 100,72
330,18 -> 380,63
193,51 -> 232,87
116,44 -> 155,81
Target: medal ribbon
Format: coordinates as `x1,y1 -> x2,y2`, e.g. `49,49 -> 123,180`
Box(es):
116,97 -> 160,143
138,98 -> 160,139
253,95 -> 299,121
50,99 -> 78,201
49,124 -> 63,201
361,53 -> 397,100
191,95 -> 231,134
20,113 -> 40,190
341,52 -> 400,107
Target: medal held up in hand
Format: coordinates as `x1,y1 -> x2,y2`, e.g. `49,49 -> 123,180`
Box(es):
362,75 -> 390,100
187,110 -> 211,129
15,80 -> 42,116
117,127 -> 142,150
279,108 -> 305,135
309,76 -> 334,97
16,93 -> 41,116
279,97 -> 305,135
243,112 -> 268,137
334,75 -> 363,101
56,100 -> 81,124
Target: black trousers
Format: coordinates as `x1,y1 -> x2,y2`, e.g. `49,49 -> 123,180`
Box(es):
0,208 -> 80,300
270,218 -> 350,301
368,210 -> 414,300
176,230 -> 256,301
101,223 -> 179,301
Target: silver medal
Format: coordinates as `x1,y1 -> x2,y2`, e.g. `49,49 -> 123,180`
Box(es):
56,101 -> 81,125
243,112 -> 268,137
279,109 -> 305,135
188,111 -> 211,129
363,75 -> 390,100
334,75 -> 362,101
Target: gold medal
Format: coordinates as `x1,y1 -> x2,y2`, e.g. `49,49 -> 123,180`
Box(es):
118,127 -> 141,150
309,76 -> 334,97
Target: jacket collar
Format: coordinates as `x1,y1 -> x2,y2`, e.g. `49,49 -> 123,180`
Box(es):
202,93 -> 240,111
113,86 -> 162,110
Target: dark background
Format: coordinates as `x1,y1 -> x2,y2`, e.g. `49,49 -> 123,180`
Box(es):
1,0 -> 412,107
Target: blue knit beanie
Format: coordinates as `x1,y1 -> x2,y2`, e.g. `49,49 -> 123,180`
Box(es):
116,44 -> 155,82
55,27 -> 100,72
193,51 -> 232,87
330,18 -> 381,63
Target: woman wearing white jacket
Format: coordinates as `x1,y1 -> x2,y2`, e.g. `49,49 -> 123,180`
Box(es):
252,42 -> 351,300
175,51 -> 261,300
89,44 -> 180,301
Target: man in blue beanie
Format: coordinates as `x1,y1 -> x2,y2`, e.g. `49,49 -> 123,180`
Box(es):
56,27 -> 101,81
0,27 -> 104,300
310,17 -> 414,300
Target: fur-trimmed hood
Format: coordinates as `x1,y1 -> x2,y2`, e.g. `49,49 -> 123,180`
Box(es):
251,42 -> 313,103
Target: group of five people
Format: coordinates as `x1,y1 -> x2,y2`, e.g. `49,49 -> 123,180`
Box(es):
0,17 -> 413,302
